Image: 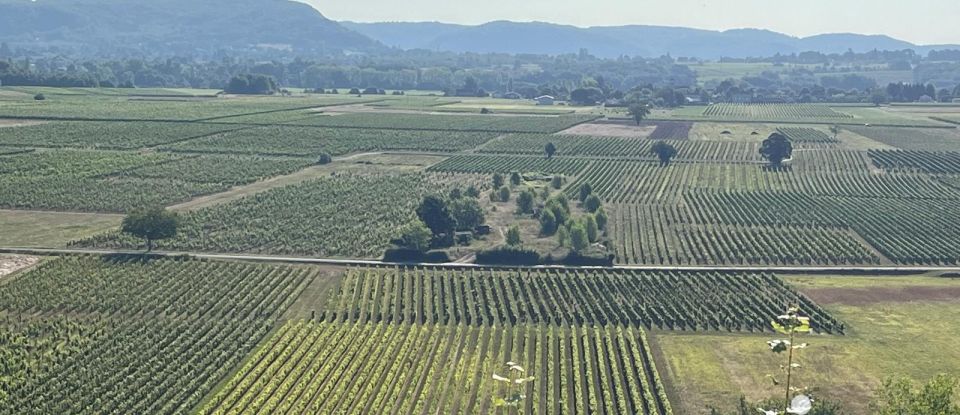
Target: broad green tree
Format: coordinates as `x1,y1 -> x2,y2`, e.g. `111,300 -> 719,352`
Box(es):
628,103 -> 651,126
545,142 -> 557,159
416,195 -> 456,244
570,223 -> 589,252
450,198 -> 485,231
397,221 -> 432,252
760,132 -> 794,168
517,190 -> 535,214
584,195 -> 602,213
121,207 -> 179,252
651,141 -> 678,166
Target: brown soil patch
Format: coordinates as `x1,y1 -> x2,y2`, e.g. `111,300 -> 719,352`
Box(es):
0,255 -> 40,279
886,106 -> 960,114
557,122 -> 655,137
0,119 -> 47,128
804,286 -> 960,305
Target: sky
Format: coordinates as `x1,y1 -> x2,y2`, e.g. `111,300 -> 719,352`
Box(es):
304,0 -> 960,45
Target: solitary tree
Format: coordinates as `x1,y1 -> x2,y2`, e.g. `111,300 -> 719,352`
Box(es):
651,141 -> 678,166
760,132 -> 794,168
627,103 -> 651,126
121,207 -> 179,252
545,142 -> 557,159
416,195 -> 456,245
759,306 -> 814,415
317,153 -> 333,165
506,225 -> 522,247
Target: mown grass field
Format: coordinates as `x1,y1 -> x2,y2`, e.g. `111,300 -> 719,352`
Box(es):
655,274 -> 960,415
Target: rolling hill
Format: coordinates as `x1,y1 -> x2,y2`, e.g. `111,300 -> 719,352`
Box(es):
343,20 -> 952,59
0,0 -> 382,55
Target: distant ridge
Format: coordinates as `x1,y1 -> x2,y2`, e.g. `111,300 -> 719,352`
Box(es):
342,20 -> 957,59
0,0 -> 383,55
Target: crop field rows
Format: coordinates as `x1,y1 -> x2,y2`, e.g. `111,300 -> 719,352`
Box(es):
609,203 -> 880,266
777,127 -> 838,143
0,256 -> 314,415
200,265 -> 844,415
428,154 -> 593,176
78,173 -> 484,257
869,149 -> 960,174
0,121 -> 247,150
477,134 -> 761,161
199,321 -> 671,415
563,158 -> 955,205
701,103 -> 853,120
686,191 -> 960,264
0,150 -> 311,212
161,125 -> 500,157
323,267 -> 841,333
285,112 -> 600,133
845,126 -> 960,152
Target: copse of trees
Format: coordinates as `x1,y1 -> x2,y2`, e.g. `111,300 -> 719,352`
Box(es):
225,74 -> 279,95
121,207 -> 179,252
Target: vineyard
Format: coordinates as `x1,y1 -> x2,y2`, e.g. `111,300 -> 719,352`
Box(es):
0,150 -> 311,212
701,103 -> 853,120
288,112 -> 600,133
199,321 -> 672,415
846,126 -> 960,151
0,121 -> 243,149
163,125 -> 499,157
0,95 -> 364,121
869,149 -> 960,174
610,204 -> 879,266
562,158 -> 955,205
78,173 -> 479,257
323,267 -> 841,333
478,134 -> 758,161
777,127 -> 838,144
0,256 -> 313,415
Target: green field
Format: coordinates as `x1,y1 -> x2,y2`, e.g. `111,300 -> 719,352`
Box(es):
0,210 -> 122,247
657,275 -> 960,414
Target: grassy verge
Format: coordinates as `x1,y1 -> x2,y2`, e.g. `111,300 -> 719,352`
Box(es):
655,275 -> 960,414
0,210 -> 122,247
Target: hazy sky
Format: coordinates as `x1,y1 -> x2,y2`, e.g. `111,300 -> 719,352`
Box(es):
304,0 -> 960,45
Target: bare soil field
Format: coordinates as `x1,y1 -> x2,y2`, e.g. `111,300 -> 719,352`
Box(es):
0,255 -> 40,279
557,122 -> 656,137
802,285 -> 960,305
0,119 -> 47,128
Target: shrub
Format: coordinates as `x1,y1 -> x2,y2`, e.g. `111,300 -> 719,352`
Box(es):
317,153 -> 333,165
34,93 -> 46,101
498,186 -> 511,202
475,246 -> 541,265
